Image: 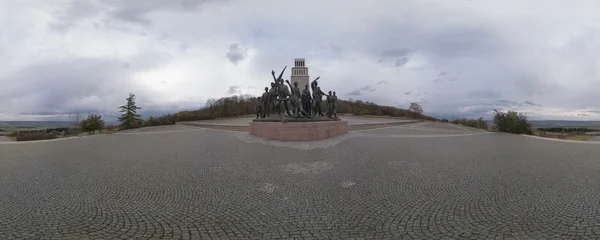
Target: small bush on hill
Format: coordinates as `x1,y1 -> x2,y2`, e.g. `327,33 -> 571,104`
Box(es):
80,113 -> 105,134
17,133 -> 57,141
493,110 -> 532,135
145,114 -> 177,126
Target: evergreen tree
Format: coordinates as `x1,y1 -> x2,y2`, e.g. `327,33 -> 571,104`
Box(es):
118,93 -> 142,129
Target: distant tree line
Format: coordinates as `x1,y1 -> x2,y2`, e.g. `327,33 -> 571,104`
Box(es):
449,117 -> 489,130
146,95 -> 439,124
144,114 -> 178,126
536,127 -> 599,133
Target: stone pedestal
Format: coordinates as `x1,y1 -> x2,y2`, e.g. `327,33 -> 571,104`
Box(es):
249,120 -> 349,141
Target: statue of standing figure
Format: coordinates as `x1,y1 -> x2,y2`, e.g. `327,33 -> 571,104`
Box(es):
325,91 -> 338,119
267,82 -> 277,116
301,84 -> 312,116
332,91 -> 338,118
326,91 -> 333,118
256,96 -> 262,119
286,80 -> 311,118
310,77 -> 326,116
260,87 -> 270,118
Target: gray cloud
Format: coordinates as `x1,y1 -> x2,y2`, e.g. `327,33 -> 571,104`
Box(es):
379,48 -> 412,67
524,101 -> 542,107
424,26 -> 504,58
347,85 -> 376,97
106,0 -> 218,25
227,86 -> 241,94
494,100 -> 523,107
226,44 -> 248,64
466,90 -> 502,99
377,80 -> 388,85
404,91 -> 411,95
348,89 -> 361,96
433,74 -> 460,83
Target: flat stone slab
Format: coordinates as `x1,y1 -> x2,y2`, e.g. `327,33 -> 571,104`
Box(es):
249,120 -> 349,141
182,115 -> 413,126
179,116 -> 418,132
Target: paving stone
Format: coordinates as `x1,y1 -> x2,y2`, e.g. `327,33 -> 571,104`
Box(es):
1,123 -> 600,238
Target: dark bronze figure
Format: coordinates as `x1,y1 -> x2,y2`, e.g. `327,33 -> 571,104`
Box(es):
301,84 -> 312,116
310,77 -> 326,116
326,91 -> 333,118
256,97 -> 262,119
332,91 -> 338,118
268,82 -> 277,115
260,87 -> 270,118
286,80 -> 311,118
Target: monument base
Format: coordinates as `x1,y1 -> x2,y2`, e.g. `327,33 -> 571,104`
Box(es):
252,114 -> 341,122
249,120 -> 349,141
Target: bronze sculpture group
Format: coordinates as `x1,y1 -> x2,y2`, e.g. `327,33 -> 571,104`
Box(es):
256,66 -> 338,120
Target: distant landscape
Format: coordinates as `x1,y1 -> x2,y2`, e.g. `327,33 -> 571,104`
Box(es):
3,119 -> 600,134
528,120 -> 600,128
0,121 -> 76,137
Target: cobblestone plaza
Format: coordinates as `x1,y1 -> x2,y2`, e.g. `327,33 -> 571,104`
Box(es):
2,121 -> 600,239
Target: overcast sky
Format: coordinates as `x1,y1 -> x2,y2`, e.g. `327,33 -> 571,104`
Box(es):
1,0 -> 599,121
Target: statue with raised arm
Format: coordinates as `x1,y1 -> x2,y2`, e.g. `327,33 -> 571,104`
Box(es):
310,77 -> 326,116
286,80 -> 311,118
271,66 -> 287,84
269,67 -> 292,116
301,84 -> 312,116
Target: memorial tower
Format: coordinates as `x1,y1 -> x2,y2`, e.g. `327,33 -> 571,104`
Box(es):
290,58 -> 309,88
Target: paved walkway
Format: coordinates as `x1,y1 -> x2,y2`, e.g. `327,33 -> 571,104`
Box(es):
2,122 -> 600,239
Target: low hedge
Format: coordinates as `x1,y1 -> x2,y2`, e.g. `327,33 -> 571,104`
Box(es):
17,133 -> 57,141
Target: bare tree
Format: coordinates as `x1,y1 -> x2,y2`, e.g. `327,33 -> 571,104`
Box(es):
408,102 -> 424,119
69,112 -> 82,128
